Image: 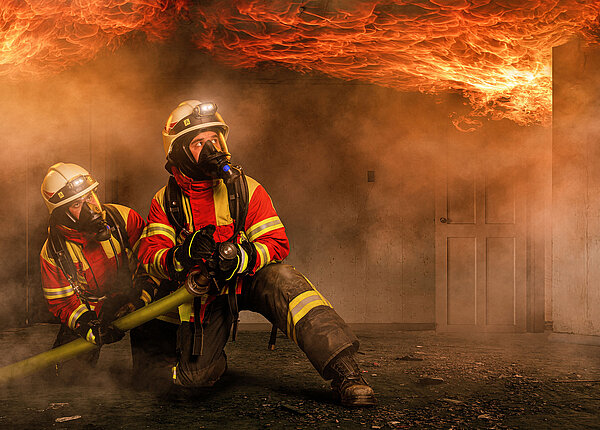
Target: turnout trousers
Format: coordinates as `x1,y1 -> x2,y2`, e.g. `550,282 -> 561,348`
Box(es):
173,263 -> 359,387
52,319 -> 178,388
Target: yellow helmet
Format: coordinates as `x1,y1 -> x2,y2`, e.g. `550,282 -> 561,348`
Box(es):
41,163 -> 98,214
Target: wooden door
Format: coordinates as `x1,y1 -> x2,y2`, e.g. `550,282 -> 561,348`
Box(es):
435,135 -> 526,332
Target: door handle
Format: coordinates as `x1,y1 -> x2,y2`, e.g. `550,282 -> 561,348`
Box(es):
440,217 -> 448,223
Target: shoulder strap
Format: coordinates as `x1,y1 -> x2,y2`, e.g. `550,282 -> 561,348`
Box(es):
225,165 -> 249,242
104,204 -> 129,251
165,175 -> 187,238
48,226 -> 78,285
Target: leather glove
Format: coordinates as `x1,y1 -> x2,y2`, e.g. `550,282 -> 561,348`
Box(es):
174,225 -> 217,271
99,293 -> 137,322
208,241 -> 257,282
74,311 -> 124,346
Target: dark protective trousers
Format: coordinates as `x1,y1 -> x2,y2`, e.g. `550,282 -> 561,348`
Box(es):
53,319 -> 178,387
173,263 -> 359,387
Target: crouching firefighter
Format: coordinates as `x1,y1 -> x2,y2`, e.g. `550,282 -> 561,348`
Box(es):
137,100 -> 377,406
39,162 -> 170,381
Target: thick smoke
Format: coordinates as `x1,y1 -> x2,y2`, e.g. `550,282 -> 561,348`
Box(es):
0,31 -> 553,334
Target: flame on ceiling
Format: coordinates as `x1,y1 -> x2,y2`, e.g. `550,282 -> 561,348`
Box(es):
1,0 -> 599,131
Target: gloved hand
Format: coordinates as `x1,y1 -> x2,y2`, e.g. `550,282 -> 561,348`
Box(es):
174,225 -> 217,271
99,292 -> 140,322
208,241 -> 257,282
74,311 -> 125,346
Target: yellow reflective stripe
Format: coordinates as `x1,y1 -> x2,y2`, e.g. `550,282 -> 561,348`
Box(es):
182,194 -> 194,231
172,365 -> 177,380
132,236 -> 142,255
289,290 -> 315,313
144,248 -> 169,279
302,275 -> 333,307
64,241 -> 88,271
154,248 -> 170,278
43,285 -> 74,299
68,304 -> 88,330
213,180 -> 234,227
173,249 -> 185,273
157,310 -> 181,324
294,297 -> 325,325
287,290 -> 316,343
254,242 -> 270,270
143,223 -> 176,245
238,246 -> 248,273
286,287 -> 333,344
155,187 -> 167,210
100,236 -> 119,260
246,216 -> 282,241
86,329 -> 96,344
250,222 -> 284,241
178,301 -> 194,322
141,289 -> 152,304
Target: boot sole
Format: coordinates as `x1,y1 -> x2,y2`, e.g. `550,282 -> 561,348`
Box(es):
341,395 -> 378,407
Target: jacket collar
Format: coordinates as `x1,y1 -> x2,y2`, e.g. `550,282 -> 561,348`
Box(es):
55,224 -> 89,246
171,167 -> 219,193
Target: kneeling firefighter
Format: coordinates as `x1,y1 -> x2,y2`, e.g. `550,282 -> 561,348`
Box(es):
40,163 -> 174,382
137,100 -> 376,406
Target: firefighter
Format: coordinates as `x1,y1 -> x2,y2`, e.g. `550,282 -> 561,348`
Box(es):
40,162 -> 176,383
137,100 -> 376,406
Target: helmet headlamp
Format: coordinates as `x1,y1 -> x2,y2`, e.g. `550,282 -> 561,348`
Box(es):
193,102 -> 218,117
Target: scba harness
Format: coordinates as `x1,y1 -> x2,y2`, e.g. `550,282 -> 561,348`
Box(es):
47,204 -> 133,310
164,164 -> 250,353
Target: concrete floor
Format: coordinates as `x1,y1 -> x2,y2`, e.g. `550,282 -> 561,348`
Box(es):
0,324 -> 599,429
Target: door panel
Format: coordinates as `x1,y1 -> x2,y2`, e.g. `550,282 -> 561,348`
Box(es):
446,237 -> 477,325
486,237 -> 516,325
436,135 -> 526,332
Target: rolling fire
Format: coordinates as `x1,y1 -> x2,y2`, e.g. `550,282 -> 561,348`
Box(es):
1,1 -> 599,129
0,0 -> 184,78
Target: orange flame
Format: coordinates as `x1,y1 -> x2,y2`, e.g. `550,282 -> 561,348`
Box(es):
189,0 -> 600,130
0,0 -> 184,78
1,1 -> 599,129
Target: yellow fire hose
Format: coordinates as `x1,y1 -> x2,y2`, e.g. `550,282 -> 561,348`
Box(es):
0,287 -> 194,384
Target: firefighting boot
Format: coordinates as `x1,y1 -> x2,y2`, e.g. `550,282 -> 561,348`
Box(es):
327,349 -> 377,407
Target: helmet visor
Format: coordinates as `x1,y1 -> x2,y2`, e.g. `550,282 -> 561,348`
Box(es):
47,174 -> 97,205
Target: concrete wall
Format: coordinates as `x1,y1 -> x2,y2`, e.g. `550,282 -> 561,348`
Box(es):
0,36 -> 550,328
552,39 -> 600,336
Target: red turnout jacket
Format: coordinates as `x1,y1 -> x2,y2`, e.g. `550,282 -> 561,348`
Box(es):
40,204 -> 145,329
137,168 -> 289,321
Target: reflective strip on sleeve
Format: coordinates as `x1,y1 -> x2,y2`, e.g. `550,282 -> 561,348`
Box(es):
173,251 -> 185,274
246,216 -> 284,242
254,242 -> 270,270
140,289 -> 152,304
144,248 -> 169,279
86,329 -> 96,344
67,304 -> 89,330
42,285 -> 75,300
237,245 -> 248,273
142,223 -> 176,246
286,288 -> 332,344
